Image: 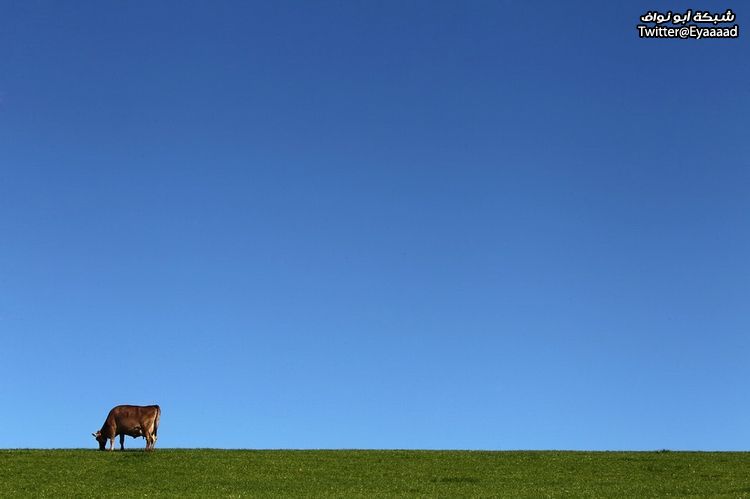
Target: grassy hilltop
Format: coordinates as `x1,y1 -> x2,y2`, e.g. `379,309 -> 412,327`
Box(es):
2,449 -> 750,497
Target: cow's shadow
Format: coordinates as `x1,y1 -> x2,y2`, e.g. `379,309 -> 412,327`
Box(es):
106,449 -> 157,457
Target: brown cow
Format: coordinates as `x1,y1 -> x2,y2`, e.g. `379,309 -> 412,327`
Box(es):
93,405 -> 161,451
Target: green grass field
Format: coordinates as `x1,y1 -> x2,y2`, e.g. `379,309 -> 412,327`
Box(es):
2,449 -> 749,497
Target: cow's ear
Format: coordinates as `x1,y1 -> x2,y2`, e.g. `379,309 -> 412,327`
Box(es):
92,433 -> 96,437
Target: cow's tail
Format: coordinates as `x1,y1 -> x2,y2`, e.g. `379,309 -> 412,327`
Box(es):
153,405 -> 161,439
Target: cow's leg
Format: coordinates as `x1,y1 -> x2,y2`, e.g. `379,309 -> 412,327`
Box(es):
142,429 -> 152,451
109,437 -> 115,451
148,422 -> 157,450
119,434 -> 125,450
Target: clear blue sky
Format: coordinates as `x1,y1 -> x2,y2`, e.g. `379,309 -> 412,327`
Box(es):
1,1 -> 748,450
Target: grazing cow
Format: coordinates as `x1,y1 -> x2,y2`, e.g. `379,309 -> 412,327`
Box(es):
93,405 -> 161,451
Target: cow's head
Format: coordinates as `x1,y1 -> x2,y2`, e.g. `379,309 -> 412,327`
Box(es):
92,431 -> 106,451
